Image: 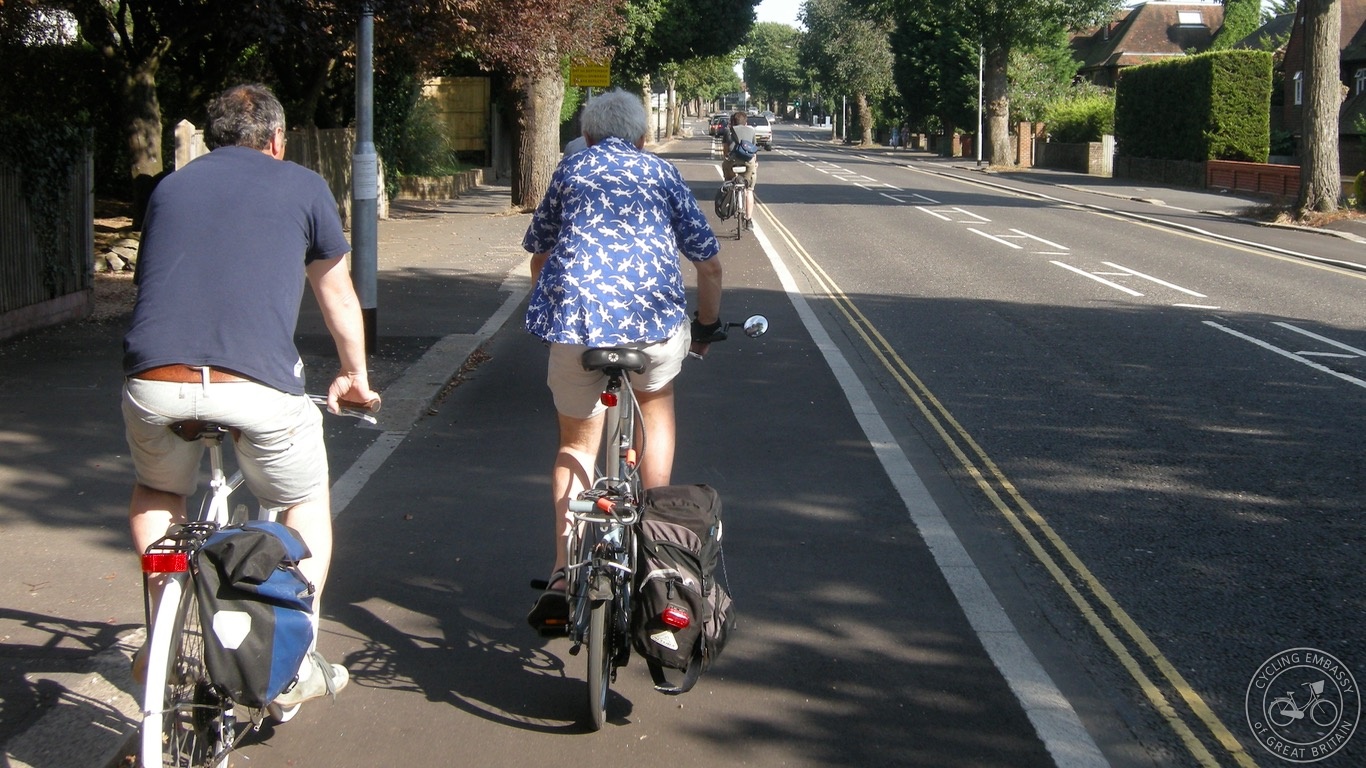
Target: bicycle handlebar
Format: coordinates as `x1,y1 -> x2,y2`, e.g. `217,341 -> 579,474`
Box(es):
308,394 -> 380,425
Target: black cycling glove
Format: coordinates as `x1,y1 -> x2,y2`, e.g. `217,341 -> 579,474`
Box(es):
691,314 -> 727,343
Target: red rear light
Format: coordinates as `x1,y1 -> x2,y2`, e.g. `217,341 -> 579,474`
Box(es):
142,552 -> 188,573
661,606 -> 691,629
600,392 -> 618,407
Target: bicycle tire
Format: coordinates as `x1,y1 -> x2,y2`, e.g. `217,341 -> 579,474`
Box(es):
734,184 -> 744,240
586,589 -> 611,731
142,575 -> 231,768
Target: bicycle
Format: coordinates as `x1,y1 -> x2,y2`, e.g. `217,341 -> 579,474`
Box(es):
138,395 -> 375,768
725,163 -> 752,240
562,315 -> 769,730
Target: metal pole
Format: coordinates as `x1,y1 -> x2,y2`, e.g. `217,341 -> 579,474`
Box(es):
976,44 -> 984,165
353,1 -> 378,353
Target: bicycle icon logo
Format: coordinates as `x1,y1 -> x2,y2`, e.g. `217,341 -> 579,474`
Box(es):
1269,680 -> 1340,729
1246,648 -> 1360,763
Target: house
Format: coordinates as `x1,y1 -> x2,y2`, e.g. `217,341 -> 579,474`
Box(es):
1072,1 -> 1226,87
1281,0 -> 1366,175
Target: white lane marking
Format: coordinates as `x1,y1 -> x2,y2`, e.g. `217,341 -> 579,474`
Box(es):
970,228 -> 1024,249
1013,229 -> 1069,251
1101,262 -> 1206,297
753,224 -> 1108,768
1052,261 -> 1144,296
1205,321 -> 1366,390
1274,322 -> 1366,357
331,265 -> 529,519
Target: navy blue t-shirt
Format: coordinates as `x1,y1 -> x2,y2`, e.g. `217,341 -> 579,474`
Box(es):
122,146 -> 350,394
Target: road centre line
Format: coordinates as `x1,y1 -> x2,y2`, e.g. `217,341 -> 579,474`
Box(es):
755,200 -> 1252,767
1014,229 -> 1069,251
1051,261 -> 1144,296
969,228 -> 1023,249
1274,321 -> 1366,357
1207,321 -> 1366,390
1101,262 -> 1206,297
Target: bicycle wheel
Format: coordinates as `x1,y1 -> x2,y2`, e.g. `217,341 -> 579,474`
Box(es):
586,580 -> 611,731
734,185 -> 744,240
143,576 -> 232,768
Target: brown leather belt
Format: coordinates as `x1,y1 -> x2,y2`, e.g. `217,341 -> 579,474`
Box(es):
131,365 -> 249,384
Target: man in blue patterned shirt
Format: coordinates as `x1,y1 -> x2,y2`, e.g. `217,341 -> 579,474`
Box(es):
523,89 -> 724,632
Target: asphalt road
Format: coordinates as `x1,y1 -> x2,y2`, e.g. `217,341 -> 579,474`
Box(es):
756,124 -> 1366,767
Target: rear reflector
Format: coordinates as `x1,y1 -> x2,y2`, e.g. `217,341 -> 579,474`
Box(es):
142,552 -> 188,573
661,605 -> 691,629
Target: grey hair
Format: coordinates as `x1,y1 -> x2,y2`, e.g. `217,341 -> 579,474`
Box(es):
205,84 -> 285,150
579,89 -> 647,144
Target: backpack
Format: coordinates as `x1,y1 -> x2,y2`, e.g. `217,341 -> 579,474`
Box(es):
632,484 -> 735,694
714,181 -> 737,220
193,520 -> 316,708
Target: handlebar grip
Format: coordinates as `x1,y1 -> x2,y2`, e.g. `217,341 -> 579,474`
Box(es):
568,500 -> 597,513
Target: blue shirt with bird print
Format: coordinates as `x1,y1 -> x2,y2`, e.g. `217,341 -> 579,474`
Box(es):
523,136 -> 719,346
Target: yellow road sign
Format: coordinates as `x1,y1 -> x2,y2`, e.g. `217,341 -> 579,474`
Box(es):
570,61 -> 611,88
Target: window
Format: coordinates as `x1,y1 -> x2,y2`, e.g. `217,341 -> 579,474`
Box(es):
1294,71 -> 1303,105
1177,11 -> 1204,26
1357,68 -> 1366,96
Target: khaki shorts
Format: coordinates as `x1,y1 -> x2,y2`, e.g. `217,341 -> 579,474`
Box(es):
547,327 -> 689,419
722,157 -> 758,189
122,378 -> 328,510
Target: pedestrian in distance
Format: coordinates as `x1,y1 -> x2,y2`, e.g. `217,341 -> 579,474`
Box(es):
121,82 -> 379,706
521,88 -> 725,633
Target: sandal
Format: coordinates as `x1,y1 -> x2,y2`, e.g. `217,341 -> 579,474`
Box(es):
527,568 -> 569,635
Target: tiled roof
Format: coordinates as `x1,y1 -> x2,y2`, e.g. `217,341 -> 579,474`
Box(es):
1073,2 -> 1224,73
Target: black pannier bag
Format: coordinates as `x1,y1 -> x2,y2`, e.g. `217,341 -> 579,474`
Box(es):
632,484 -> 735,694
193,519 -> 316,708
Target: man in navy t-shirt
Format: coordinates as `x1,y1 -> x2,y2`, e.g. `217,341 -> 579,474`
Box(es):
122,84 -> 379,711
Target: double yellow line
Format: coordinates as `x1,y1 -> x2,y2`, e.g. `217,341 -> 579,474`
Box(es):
758,203 -> 1258,768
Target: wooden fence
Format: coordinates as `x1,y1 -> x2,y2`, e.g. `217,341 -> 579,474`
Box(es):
0,152 -> 94,341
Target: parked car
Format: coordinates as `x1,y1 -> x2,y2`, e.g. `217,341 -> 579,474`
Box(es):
709,113 -> 730,137
749,114 -> 773,150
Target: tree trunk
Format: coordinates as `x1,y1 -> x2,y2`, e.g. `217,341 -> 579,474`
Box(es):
985,43 -> 1011,166
124,59 -> 164,181
1297,0 -> 1342,216
511,70 -> 565,211
666,77 -> 679,137
856,92 -> 873,145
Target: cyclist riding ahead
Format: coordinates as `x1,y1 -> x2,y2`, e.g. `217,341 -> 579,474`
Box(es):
722,111 -> 759,227
121,83 -> 379,709
521,89 -> 725,633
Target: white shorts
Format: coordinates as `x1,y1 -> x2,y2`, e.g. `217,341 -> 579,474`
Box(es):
546,327 -> 689,419
122,379 -> 328,510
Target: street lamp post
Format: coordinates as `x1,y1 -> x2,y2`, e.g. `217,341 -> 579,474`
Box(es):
353,0 -> 378,353
976,43 -> 984,165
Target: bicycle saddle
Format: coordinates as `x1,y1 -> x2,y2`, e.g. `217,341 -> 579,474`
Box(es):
168,420 -> 235,442
581,348 -> 648,374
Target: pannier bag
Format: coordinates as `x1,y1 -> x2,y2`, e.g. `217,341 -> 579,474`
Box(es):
632,484 -> 735,694
193,519 -> 316,708
714,182 -> 737,220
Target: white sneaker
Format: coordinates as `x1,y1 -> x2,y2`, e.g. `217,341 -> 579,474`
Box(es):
272,651 -> 348,709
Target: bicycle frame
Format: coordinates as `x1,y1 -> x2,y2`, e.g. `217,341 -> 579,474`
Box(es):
140,427 -> 245,768
564,364 -> 644,729
729,165 -> 750,240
